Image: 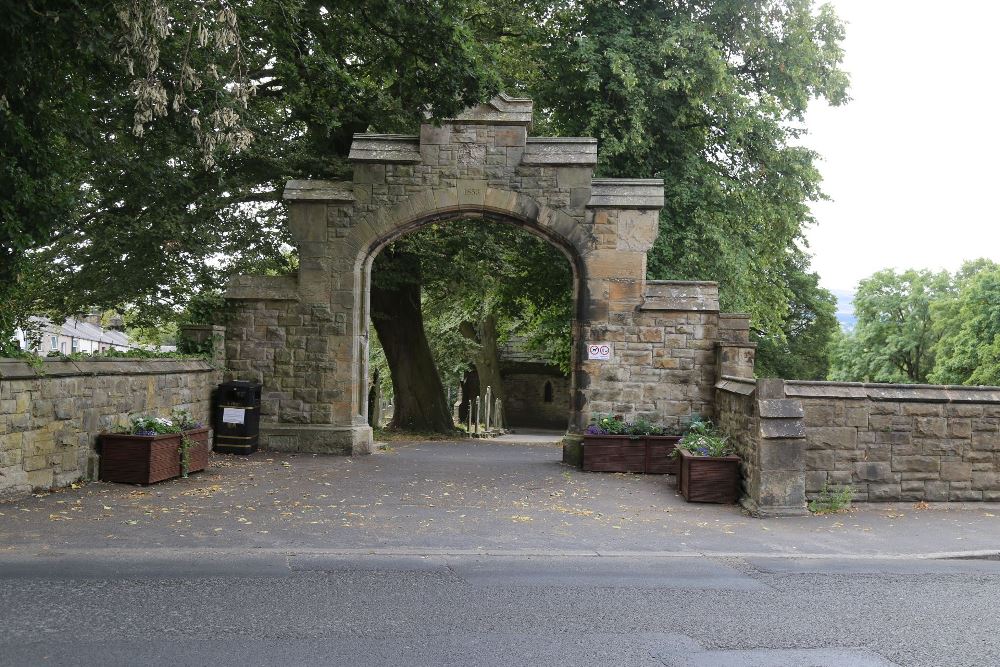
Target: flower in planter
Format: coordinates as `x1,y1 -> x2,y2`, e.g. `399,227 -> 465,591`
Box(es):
592,414 -> 628,435
170,408 -> 204,431
674,418 -> 734,458
585,423 -> 608,435
127,416 -> 181,436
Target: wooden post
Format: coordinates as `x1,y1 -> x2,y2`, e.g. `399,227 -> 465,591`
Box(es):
474,396 -> 480,435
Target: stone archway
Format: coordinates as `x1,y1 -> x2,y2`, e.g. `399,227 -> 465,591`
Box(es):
225,95 -> 746,455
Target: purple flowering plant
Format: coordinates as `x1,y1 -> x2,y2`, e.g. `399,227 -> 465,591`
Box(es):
673,418 -> 734,458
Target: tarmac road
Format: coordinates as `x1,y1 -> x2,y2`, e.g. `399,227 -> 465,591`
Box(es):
1,439 -> 999,666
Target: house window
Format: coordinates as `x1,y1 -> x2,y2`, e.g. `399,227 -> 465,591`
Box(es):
71,339 -> 79,353
543,381 -> 554,403
50,336 -> 58,351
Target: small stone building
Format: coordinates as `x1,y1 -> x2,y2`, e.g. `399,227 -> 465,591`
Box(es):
498,337 -> 569,430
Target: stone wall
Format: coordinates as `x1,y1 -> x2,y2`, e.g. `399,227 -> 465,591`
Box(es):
715,377 -> 807,516
500,366 -> 570,429
788,381 -> 1000,502
719,378 -> 1000,513
0,358 -> 217,500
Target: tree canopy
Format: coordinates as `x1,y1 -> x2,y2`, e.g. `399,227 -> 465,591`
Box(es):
4,1 -> 851,415
830,261 -> 1000,386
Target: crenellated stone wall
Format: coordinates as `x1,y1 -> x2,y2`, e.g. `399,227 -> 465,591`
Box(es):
0,357 -> 218,500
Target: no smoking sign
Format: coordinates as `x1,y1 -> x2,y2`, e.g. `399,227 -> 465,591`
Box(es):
587,343 -> 612,361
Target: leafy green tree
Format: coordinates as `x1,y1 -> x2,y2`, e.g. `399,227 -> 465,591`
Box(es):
2,0 -> 524,351
372,219 -> 572,431
754,256 -> 838,379
929,260 -> 1000,386
829,269 -> 950,383
526,0 -> 849,335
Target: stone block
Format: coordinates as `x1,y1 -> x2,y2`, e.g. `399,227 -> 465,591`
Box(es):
26,469 -> 54,490
758,439 -> 805,470
950,487 -> 983,501
845,406 -> 869,428
805,471 -> 828,493
947,418 -> 972,439
759,399 -> 804,419
854,461 -> 893,482
892,455 -> 939,473
806,450 -> 834,470
914,417 -> 947,438
353,163 -> 386,185
901,403 -> 943,417
756,470 -> 806,509
940,461 -> 972,482
760,418 -> 806,439
586,250 -> 646,280
972,471 -> 1000,490
971,431 -> 1000,450
924,481 -> 949,501
867,483 -> 901,501
808,426 -> 857,450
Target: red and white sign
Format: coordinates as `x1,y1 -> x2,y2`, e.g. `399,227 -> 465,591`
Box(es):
587,344 -> 612,361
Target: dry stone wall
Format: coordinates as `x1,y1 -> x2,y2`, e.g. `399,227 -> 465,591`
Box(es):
0,358 -> 217,500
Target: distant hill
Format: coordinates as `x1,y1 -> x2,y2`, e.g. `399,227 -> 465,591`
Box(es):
830,289 -> 856,330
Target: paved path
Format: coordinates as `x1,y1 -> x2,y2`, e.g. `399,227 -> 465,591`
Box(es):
3,439 -> 1000,666
2,439 -> 998,557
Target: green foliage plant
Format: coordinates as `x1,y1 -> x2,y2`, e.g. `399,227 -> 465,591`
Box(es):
674,419 -> 734,458
808,483 -> 854,514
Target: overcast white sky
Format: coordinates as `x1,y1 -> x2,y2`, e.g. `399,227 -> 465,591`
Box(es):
802,0 -> 1000,294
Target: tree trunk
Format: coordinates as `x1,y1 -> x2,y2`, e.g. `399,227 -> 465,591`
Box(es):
458,368 -> 479,425
367,367 -> 382,427
370,250 -> 454,432
459,313 -> 506,427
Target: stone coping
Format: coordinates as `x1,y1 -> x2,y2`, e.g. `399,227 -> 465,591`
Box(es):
715,375 -> 757,396
226,275 -> 300,301
784,380 -> 1000,404
283,179 -> 356,201
448,93 -> 533,126
588,179 -> 665,209
522,137 -> 597,166
348,135 -> 421,163
0,357 -> 214,380
641,280 -> 720,312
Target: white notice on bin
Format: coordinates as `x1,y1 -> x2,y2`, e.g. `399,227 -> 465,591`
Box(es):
222,408 -> 246,425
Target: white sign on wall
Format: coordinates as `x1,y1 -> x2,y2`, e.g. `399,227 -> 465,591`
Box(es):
587,343 -> 612,361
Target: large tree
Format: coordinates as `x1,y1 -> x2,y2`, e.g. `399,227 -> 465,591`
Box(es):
829,269 -> 951,383
2,0 -> 524,350
929,260 -> 1000,386
371,219 -> 572,431
526,0 -> 849,336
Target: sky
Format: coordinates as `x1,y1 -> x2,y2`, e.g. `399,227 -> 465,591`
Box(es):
802,0 -> 1000,295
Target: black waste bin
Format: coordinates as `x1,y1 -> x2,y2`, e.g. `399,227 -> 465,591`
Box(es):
213,381 -> 262,454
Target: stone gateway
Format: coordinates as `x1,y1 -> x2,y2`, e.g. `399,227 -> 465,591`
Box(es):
223,95 -> 754,455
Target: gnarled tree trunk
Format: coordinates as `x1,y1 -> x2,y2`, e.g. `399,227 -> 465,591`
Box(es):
459,313 -> 506,427
370,249 -> 453,432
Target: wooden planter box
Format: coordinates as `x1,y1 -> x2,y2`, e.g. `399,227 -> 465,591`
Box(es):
645,435 -> 681,474
582,435 -> 682,474
183,427 -> 211,475
99,429 -> 210,484
676,448 -> 742,503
